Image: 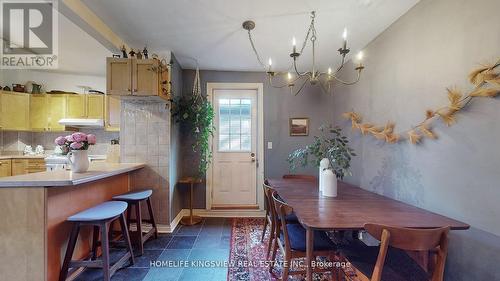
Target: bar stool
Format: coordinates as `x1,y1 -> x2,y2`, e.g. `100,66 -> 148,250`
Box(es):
112,189 -> 158,256
59,201 -> 134,281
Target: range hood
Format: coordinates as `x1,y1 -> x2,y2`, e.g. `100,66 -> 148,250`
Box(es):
58,118 -> 104,128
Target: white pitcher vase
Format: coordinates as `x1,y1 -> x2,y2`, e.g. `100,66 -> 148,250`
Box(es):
322,169 -> 338,197
67,150 -> 90,173
319,158 -> 330,195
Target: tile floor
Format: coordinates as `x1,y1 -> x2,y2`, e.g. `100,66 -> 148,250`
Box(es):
75,217 -> 232,281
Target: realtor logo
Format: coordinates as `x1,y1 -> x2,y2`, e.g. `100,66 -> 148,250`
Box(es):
1,0 -> 58,69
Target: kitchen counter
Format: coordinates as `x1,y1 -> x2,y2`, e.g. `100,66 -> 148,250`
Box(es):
0,154 -> 46,159
0,162 -> 145,281
0,162 -> 145,187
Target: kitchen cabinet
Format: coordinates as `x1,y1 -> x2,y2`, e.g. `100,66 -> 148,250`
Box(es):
66,94 -> 86,118
106,57 -> 170,99
30,94 -> 49,131
87,94 -> 104,119
107,58 -> 132,96
0,159 -> 12,177
105,95 -> 120,131
1,91 -> 30,131
47,94 -> 67,131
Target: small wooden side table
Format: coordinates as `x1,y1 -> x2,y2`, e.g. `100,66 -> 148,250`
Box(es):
178,177 -> 203,225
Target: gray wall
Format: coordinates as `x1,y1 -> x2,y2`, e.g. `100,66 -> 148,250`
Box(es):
331,0 -> 500,280
180,70 -> 334,208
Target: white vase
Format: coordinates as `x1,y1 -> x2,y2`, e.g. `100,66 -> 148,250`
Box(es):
319,158 -> 330,195
322,169 -> 338,197
67,150 -> 90,173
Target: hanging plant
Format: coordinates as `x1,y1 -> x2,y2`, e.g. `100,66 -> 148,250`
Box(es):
171,69 -> 215,177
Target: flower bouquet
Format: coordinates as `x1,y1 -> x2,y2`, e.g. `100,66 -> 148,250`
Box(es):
55,132 -> 96,173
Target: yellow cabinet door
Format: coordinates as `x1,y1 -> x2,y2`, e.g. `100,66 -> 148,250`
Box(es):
47,94 -> 67,131
30,94 -> 48,131
132,59 -> 159,96
107,58 -> 132,96
66,94 -> 86,118
105,95 -> 120,131
87,94 -> 104,119
11,159 -> 28,176
0,159 -> 12,177
1,91 -> 30,131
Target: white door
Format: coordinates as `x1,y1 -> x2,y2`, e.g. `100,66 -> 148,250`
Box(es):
212,89 -> 258,207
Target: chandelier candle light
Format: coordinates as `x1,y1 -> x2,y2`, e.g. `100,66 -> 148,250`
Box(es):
243,11 -> 365,95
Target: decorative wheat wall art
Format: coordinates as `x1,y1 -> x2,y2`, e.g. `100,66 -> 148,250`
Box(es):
343,58 -> 500,144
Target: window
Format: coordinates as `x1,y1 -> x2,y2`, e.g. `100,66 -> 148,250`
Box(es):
218,98 -> 251,151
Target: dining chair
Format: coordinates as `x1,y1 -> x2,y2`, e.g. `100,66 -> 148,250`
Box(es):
270,192 -> 339,280
339,223 -> 450,281
282,174 -> 317,180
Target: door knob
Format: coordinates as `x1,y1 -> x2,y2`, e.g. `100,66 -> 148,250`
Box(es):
250,152 -> 256,162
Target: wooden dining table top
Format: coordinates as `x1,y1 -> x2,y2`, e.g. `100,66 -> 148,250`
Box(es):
268,178 -> 470,231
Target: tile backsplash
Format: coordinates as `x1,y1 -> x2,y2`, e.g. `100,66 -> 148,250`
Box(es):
0,130 -> 119,155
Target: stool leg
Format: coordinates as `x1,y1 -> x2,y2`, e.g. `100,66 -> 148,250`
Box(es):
119,213 -> 135,265
146,198 -> 158,239
135,201 -> 144,255
91,225 -> 99,260
59,223 -> 80,281
101,222 -> 111,281
126,206 -> 132,231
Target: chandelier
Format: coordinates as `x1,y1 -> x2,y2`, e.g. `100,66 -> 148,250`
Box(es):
243,11 -> 365,95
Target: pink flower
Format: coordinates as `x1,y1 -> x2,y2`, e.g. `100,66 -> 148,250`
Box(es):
87,134 -> 96,145
65,135 -> 74,142
55,136 -> 66,146
72,132 -> 87,143
70,142 -> 83,150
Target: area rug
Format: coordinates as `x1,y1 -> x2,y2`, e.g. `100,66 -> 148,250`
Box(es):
227,218 -> 352,281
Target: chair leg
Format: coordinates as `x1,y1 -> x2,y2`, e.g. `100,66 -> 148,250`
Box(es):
91,225 -> 99,260
135,201 -> 144,256
101,222 -> 111,281
119,213 -> 135,265
269,233 -> 278,273
266,219 -> 275,259
146,198 -> 158,239
282,253 -> 291,281
59,223 -> 80,281
261,211 -> 269,242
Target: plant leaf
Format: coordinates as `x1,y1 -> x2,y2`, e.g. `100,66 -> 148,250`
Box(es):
407,130 -> 421,144
469,87 -> 500,98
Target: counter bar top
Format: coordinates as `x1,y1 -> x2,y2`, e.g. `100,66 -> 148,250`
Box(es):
0,163 -> 145,187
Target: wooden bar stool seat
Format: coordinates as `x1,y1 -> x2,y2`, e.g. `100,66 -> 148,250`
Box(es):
112,189 -> 158,256
59,201 -> 134,281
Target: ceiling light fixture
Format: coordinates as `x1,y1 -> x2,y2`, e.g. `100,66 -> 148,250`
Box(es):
243,11 -> 365,95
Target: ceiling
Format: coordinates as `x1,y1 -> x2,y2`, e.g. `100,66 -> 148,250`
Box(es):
81,0 -> 419,71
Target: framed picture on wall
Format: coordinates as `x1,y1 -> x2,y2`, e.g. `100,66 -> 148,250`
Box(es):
289,118 -> 309,136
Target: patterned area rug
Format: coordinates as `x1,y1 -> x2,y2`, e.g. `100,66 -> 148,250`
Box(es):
227,218 -> 351,281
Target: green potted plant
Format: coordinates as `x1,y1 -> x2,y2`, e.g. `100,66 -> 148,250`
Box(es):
287,124 -> 356,197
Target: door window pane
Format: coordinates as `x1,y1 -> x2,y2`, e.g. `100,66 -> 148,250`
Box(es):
218,98 -> 252,152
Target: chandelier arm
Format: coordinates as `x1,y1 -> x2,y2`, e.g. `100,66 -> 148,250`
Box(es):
293,58 -> 310,77
318,79 -> 332,95
331,70 -> 362,85
268,74 -> 302,89
292,78 -> 310,96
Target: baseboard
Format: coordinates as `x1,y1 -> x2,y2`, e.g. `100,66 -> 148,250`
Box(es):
133,208 -> 265,234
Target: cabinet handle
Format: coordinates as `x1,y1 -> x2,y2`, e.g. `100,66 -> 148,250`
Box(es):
133,89 -> 137,92
127,88 -> 131,92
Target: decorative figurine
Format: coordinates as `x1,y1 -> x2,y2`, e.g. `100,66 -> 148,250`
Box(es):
128,49 -> 136,58
143,46 -> 148,59
151,53 -> 159,60
136,49 -> 143,59
121,45 -> 128,58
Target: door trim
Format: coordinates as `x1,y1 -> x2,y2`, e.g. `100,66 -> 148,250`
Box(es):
206,83 -> 264,211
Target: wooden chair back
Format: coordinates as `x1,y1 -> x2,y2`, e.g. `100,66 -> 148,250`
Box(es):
263,184 -> 279,227
272,192 -> 294,253
282,174 -> 316,181
364,223 -> 450,281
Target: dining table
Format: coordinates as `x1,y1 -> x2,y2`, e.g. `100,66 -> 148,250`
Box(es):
267,178 -> 470,281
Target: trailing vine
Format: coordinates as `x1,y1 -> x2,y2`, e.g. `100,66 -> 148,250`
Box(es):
171,69 -> 215,177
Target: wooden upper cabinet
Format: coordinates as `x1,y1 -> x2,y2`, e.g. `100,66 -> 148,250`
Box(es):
107,57 -> 170,99
66,94 -> 86,118
1,91 -> 30,131
132,59 -> 159,96
87,94 -> 104,119
105,95 -> 120,131
47,94 -> 67,131
107,58 -> 132,95
30,94 -> 48,131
